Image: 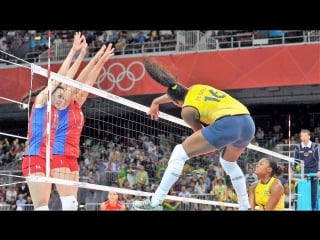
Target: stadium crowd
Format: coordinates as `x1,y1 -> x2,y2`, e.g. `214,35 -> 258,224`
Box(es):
1,30 -> 315,64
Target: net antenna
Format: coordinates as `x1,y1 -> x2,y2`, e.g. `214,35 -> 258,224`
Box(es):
45,30 -> 52,177
288,114 -> 292,209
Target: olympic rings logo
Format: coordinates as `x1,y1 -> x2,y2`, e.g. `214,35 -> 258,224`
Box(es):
95,61 -> 145,92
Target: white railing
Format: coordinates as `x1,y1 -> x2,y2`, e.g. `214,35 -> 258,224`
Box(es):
0,203 -> 34,211
16,30 -> 320,64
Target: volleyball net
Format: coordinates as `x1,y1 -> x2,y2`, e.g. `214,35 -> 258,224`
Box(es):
0,52 -> 300,211
0,54 -> 37,189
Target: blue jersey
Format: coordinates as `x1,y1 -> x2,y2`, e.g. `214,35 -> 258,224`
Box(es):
294,142 -> 319,173
24,105 -> 58,157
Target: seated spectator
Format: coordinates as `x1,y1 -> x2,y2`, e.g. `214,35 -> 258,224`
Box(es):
25,195 -> 34,211
7,196 -> 17,211
162,188 -> 181,211
210,177 -> 228,202
16,193 -> 26,210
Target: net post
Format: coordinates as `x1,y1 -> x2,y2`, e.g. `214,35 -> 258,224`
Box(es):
45,30 -> 52,178
288,114 -> 292,209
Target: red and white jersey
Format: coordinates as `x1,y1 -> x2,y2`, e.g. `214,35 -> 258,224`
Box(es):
53,101 -> 84,157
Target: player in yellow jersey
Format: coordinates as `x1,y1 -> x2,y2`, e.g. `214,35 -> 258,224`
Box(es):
133,57 -> 255,210
249,158 -> 285,210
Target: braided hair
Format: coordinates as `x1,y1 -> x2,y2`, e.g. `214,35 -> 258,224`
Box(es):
143,57 -> 188,101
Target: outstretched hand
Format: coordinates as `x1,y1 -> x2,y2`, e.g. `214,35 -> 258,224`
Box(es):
72,32 -> 86,52
80,36 -> 88,57
102,43 -> 115,63
92,43 -> 115,65
148,102 -> 160,121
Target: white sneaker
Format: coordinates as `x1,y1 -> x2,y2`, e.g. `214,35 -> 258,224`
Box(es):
238,197 -> 250,210
238,207 -> 252,211
238,203 -> 251,211
132,198 -> 163,211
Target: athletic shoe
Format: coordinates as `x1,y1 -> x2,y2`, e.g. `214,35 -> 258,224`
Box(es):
238,204 -> 252,211
238,198 -> 250,210
132,198 -> 163,211
238,208 -> 252,211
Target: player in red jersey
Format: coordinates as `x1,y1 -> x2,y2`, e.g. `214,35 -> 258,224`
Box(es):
21,84 -> 63,210
21,32 -> 87,210
100,191 -> 126,211
22,32 -> 114,210
51,41 -> 114,210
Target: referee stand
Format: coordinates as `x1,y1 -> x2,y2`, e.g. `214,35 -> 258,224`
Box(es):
294,172 -> 319,210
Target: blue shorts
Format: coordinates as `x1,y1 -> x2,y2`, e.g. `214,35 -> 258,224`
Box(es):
201,114 -> 255,149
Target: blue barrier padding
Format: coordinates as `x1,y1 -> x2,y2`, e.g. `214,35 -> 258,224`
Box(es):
297,179 -> 312,210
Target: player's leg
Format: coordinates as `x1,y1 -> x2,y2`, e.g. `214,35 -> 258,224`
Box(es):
27,178 -> 52,210
52,167 -> 78,211
22,156 -> 51,210
219,145 -> 250,210
217,115 -> 255,210
133,130 -> 217,210
51,156 -> 78,210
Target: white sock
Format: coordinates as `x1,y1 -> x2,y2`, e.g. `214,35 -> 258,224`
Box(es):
151,144 -> 189,207
35,205 -> 49,211
60,196 -> 78,211
219,155 -> 250,210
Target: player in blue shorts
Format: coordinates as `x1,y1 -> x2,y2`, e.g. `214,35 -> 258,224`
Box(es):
133,57 -> 255,210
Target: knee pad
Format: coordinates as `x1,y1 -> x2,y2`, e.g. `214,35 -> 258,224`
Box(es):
219,154 -> 237,176
167,144 -> 189,171
60,196 -> 78,211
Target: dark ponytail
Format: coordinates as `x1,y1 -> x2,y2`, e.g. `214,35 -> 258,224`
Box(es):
143,57 -> 188,101
268,159 -> 282,177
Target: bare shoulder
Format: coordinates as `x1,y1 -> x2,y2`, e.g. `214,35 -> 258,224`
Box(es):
249,181 -> 258,192
272,178 -> 284,191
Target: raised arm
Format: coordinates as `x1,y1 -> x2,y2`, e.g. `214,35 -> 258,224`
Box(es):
79,43 -> 114,87
62,36 -> 88,106
25,32 -> 86,109
57,32 -> 84,76
65,35 -> 87,80
74,43 -> 115,106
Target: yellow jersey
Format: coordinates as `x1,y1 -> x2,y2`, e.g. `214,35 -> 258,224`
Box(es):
254,177 -> 285,210
182,84 -> 249,125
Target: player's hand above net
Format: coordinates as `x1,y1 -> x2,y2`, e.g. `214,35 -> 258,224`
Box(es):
148,102 -> 160,121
